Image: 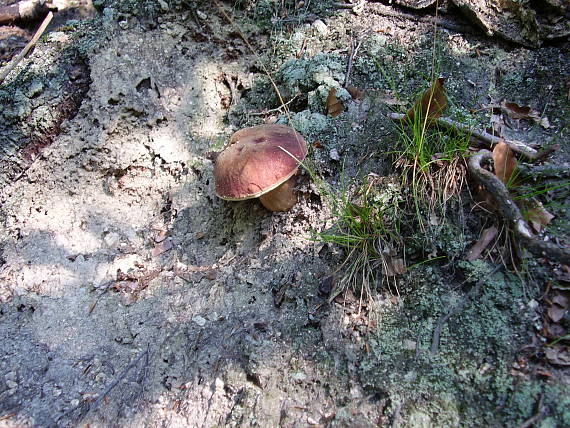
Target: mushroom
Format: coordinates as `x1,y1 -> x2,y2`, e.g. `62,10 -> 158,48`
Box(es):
213,124 -> 307,212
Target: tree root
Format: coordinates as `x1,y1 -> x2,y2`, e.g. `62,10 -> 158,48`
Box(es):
469,150 -> 570,265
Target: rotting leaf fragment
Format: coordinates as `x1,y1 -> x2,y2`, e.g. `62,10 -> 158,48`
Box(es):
500,101 -> 550,129
326,88 -> 344,117
405,77 -> 447,123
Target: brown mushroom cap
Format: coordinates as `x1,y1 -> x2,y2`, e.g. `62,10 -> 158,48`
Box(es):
214,124 -> 307,201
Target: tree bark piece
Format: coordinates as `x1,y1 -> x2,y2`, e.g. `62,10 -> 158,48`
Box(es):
0,0 -> 47,25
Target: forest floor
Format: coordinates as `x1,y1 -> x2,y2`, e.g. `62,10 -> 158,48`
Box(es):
0,1 -> 569,427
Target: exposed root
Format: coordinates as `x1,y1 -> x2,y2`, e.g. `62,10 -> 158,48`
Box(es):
468,150 -> 570,265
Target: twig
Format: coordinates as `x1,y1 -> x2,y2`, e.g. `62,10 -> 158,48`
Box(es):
88,281 -> 114,315
431,265 -> 501,355
248,95 -> 299,116
57,348 -> 149,423
469,151 -> 570,265
517,395 -> 545,428
391,402 -> 403,428
0,11 -> 53,85
388,112 -> 544,160
343,36 -> 365,88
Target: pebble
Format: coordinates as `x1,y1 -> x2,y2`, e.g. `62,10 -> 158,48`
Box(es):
329,148 -> 340,161
6,380 -> 18,389
196,10 -> 208,20
192,315 -> 207,327
312,19 -> 328,36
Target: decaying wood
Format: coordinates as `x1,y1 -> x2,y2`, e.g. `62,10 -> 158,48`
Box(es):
0,11 -> 53,85
468,150 -> 570,265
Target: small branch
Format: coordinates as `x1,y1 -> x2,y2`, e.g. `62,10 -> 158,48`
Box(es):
469,151 -> 570,265
0,11 -> 53,85
343,36 -> 365,88
431,265 -> 501,355
58,348 -> 149,423
391,402 -> 403,428
388,112 -> 544,160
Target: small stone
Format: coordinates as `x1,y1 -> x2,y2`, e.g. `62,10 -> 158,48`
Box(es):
6,380 -> 18,389
158,0 -> 169,11
312,19 -> 328,36
70,399 -> 80,407
119,20 -> 128,30
292,372 -> 307,381
196,10 -> 208,20
104,231 -> 120,248
53,388 -> 62,396
192,315 -> 207,327
329,148 -> 340,161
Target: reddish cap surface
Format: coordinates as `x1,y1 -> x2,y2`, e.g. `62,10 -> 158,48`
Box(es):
214,124 -> 307,200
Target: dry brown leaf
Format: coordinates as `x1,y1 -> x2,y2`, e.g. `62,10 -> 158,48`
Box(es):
492,141 -> 517,184
523,200 -> 555,233
500,101 -> 550,129
152,237 -> 173,257
545,346 -> 570,366
405,77 -> 447,123
326,88 -> 344,117
346,85 -> 365,101
466,226 -> 499,261
548,305 -> 567,323
383,256 -> 406,276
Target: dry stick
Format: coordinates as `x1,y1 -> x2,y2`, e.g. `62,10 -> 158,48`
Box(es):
58,348 -> 149,422
469,151 -> 570,265
0,11 -> 53,85
388,112 -> 542,160
343,36 -> 364,88
431,265 -> 501,355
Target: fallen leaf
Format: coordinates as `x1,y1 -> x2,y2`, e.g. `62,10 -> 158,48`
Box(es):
383,256 -> 406,276
500,101 -> 550,129
346,85 -> 365,101
466,226 -> 499,261
380,91 -> 407,106
326,88 -> 344,117
195,231 -> 205,239
523,200 -> 555,233
492,141 -> 517,184
405,77 -> 447,123
548,305 -> 567,323
545,346 -> 570,366
152,238 -> 173,257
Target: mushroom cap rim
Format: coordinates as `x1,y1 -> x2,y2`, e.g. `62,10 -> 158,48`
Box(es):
216,168 -> 298,201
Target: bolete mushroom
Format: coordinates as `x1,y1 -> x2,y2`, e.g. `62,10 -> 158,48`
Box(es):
213,124 -> 307,212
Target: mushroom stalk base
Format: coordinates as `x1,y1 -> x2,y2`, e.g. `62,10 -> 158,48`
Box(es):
259,176 -> 297,212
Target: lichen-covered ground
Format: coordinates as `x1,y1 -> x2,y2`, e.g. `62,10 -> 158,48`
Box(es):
0,1 -> 569,427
